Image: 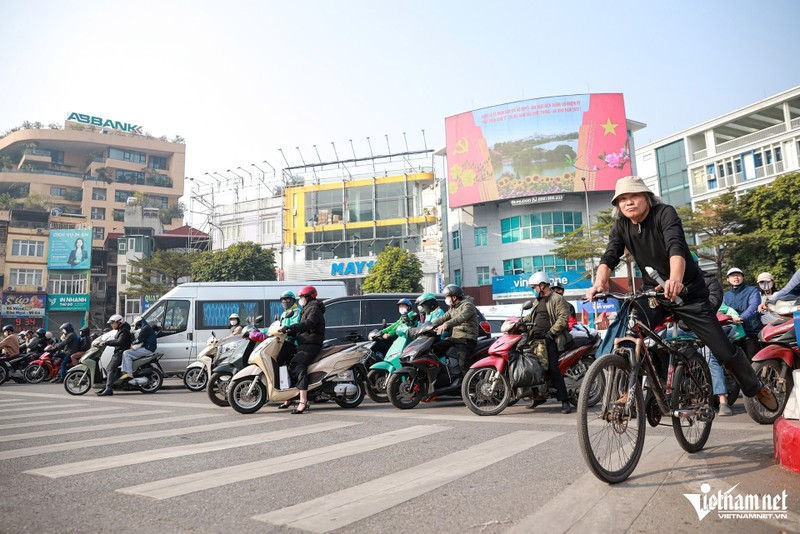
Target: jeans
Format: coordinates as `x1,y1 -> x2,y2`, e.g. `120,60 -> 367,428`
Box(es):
706,352 -> 727,396
122,347 -> 153,375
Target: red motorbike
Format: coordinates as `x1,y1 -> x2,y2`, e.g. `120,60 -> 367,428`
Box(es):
23,345 -> 62,384
462,303 -> 602,416
743,298 -> 799,424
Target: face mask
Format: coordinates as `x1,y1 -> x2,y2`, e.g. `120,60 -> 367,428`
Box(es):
399,306 -> 409,315
299,297 -> 307,307
418,306 -> 425,314
532,286 -> 540,299
281,300 -> 292,310
230,320 -> 237,326
445,297 -> 453,307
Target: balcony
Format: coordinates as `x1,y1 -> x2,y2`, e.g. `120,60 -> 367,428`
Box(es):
716,122 -> 787,153
18,149 -> 52,168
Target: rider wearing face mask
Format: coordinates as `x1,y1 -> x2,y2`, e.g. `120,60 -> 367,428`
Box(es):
281,286 -> 325,414
415,292 -> 444,323
430,284 -> 480,386
379,299 -> 419,340
226,313 -> 243,339
276,291 -> 302,366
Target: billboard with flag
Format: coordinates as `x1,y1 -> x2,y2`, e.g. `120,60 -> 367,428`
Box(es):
444,93 -> 630,208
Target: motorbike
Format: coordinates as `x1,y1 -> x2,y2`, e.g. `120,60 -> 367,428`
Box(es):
22,345 -> 62,384
1,349 -> 39,384
206,324 -> 265,407
226,321 -> 370,414
461,304 -> 602,416
386,323 -> 495,409
63,332 -> 166,395
743,297 -> 800,424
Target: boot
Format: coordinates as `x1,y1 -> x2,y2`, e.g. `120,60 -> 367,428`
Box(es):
97,388 -> 113,396
561,401 -> 573,414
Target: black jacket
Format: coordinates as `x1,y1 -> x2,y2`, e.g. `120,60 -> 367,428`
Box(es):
600,203 -> 708,301
133,321 -> 158,352
288,299 -> 326,345
55,331 -> 82,355
105,322 -> 133,357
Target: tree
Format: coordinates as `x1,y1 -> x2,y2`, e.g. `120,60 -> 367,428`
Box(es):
159,202 -> 184,224
191,242 -> 277,282
21,193 -> 50,210
550,208 -> 615,265
126,250 -> 201,298
361,246 -> 423,293
0,193 -> 16,210
728,171 -> 800,286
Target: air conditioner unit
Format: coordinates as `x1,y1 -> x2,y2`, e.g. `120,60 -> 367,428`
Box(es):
36,286 -> 44,292
36,227 -> 44,235
6,286 -> 15,292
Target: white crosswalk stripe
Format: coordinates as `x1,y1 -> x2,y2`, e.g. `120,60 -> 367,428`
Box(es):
0,417 -> 274,460
2,406 -> 123,421
0,400 -> 53,407
26,420 -> 360,479
117,424 -> 451,500
0,410 -> 172,432
253,430 -> 562,532
2,402 -> 88,413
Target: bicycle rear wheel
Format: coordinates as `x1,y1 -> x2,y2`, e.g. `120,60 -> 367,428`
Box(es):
671,352 -> 713,452
577,354 -> 645,484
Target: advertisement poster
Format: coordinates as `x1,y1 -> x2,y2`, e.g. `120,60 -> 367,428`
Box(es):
1,293 -> 46,317
48,229 -> 92,269
46,294 -> 91,311
491,271 -> 592,300
445,93 -> 630,208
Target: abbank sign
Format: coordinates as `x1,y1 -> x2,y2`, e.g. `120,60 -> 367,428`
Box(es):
331,260 -> 375,276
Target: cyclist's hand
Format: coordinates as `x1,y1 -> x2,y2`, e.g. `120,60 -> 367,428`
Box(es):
586,283 -> 608,301
663,279 -> 684,302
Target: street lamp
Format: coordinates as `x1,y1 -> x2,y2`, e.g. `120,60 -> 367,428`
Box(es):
227,169 -> 245,188
580,175 -> 594,284
203,172 -> 221,188
236,166 -> 253,185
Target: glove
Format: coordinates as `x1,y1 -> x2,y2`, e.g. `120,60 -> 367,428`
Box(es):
278,326 -> 289,334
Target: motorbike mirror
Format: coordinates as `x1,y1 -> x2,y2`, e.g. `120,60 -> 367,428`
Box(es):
211,331 -> 215,337
382,319 -> 387,328
255,315 -> 263,324
522,300 -> 534,311
274,314 -> 280,322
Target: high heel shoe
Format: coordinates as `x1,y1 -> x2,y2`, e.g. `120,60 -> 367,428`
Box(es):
278,401 -> 293,410
291,402 -> 309,414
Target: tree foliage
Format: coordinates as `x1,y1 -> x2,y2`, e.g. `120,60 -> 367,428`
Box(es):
361,246 -> 423,293
550,208 -> 615,265
190,242 -> 277,282
126,250 -> 201,298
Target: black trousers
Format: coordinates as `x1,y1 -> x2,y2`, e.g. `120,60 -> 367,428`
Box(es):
105,353 -> 122,388
545,338 -> 569,402
432,338 -> 476,378
289,343 -> 321,390
276,339 -> 296,367
640,298 -> 761,397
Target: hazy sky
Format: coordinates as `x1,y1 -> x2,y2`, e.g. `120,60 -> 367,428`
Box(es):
2,0 -> 798,203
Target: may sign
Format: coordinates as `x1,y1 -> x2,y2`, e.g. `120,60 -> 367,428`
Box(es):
331,261 -> 375,276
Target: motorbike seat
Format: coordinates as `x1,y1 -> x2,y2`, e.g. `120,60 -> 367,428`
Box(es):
475,338 -> 495,351
311,343 -> 355,365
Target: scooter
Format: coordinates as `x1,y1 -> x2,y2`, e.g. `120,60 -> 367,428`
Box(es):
1,349 -> 39,384
206,324 -> 265,407
63,333 -> 166,395
226,321 -> 371,414
743,297 -> 800,424
22,345 -> 61,384
366,325 -> 414,403
386,323 -> 495,409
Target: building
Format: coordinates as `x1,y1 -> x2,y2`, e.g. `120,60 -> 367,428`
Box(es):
635,85 -> 800,208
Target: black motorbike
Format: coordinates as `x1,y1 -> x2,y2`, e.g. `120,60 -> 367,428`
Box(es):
386,323 -> 494,409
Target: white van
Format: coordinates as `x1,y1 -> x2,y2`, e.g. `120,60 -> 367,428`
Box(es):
139,281 -> 346,376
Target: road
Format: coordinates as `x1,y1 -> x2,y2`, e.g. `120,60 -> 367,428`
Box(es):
0,380 -> 797,534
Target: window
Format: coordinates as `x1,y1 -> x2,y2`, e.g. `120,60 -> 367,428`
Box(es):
222,223 -> 242,242
364,300 -> 399,325
11,239 -> 45,257
91,207 -> 106,220
10,268 -> 43,287
120,266 -> 126,285
125,298 -> 142,315
116,170 -> 145,185
775,146 -> 782,162
474,227 -> 488,247
115,190 -> 134,202
503,255 -> 585,275
108,147 -> 146,164
197,300 -> 263,330
477,266 -> 491,286
501,212 -> 583,243
452,230 -> 461,250
50,150 -> 64,164
325,300 -> 361,327
142,299 -> 191,335
146,195 -> 169,209
263,218 -> 277,236
93,227 -> 104,240
50,187 -> 66,197
92,188 -> 107,201
118,241 -> 127,253
148,155 -> 168,170
113,209 -> 125,222
453,269 -> 462,286
49,273 -> 88,294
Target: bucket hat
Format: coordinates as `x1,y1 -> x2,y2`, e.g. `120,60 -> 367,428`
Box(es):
611,176 -> 653,205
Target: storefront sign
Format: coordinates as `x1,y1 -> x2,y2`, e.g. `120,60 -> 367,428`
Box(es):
491,271 -> 592,300
1,293 -> 46,317
141,294 -> 161,313
47,294 -> 90,311
67,112 -> 143,134
331,260 -> 375,276
48,229 -> 92,269
510,194 -> 564,206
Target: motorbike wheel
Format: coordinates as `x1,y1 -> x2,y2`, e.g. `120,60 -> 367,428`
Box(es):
0,364 -> 7,385
207,372 -> 232,407
23,363 -> 47,384
387,372 -> 425,410
335,380 -> 366,409
366,369 -> 390,403
227,377 -> 267,414
12,376 -> 27,384
461,367 -> 511,416
137,368 -> 164,394
64,369 -> 91,396
183,368 -> 208,392
744,359 -> 792,424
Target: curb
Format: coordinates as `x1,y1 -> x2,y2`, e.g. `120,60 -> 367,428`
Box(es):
774,416 -> 800,474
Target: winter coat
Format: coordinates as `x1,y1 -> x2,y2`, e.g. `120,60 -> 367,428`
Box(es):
133,320 -> 158,352
723,284 -> 761,336
524,291 -> 574,351
0,334 -> 20,357
288,299 -> 326,346
55,331 -> 82,355
104,322 -> 133,357
431,298 -> 479,341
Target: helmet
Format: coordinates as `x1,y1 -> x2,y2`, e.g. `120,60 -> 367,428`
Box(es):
397,298 -> 413,307
299,286 -> 318,299
45,331 -> 54,339
280,291 -> 296,310
551,280 -> 564,290
107,314 -> 123,324
133,316 -> 143,327
757,272 -> 774,283
3,325 -> 13,333
280,291 -> 296,300
726,267 -> 744,277
60,322 -> 74,333
443,284 -> 463,298
36,328 -> 46,336
415,292 -> 438,313
249,331 -> 267,343
229,313 -> 240,320
19,330 -> 29,337
528,272 -> 550,287
79,327 -> 90,336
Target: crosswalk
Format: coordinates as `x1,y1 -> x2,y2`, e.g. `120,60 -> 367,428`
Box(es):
0,391 -> 567,532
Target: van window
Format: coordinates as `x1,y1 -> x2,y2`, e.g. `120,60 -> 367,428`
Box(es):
325,300 -> 360,327
144,299 -> 190,335
197,300 -> 263,329
364,299 -> 399,325
266,300 -> 283,323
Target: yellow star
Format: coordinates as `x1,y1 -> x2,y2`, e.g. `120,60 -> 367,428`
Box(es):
601,118 -> 619,136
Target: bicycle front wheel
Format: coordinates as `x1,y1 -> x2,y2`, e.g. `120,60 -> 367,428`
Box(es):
577,354 -> 645,484
671,352 -> 713,453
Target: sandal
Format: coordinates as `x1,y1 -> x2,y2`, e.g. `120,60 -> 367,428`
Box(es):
292,402 -> 310,414
278,401 -> 293,410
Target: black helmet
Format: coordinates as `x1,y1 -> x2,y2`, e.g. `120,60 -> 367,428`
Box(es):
551,280 -> 564,290
2,325 -> 13,333
36,328 -> 46,336
443,284 -> 464,298
60,322 -> 74,333
79,327 -> 91,336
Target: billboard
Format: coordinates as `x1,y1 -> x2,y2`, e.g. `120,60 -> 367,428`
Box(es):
491,271 -> 592,300
445,93 -> 630,207
1,293 -> 46,317
46,294 -> 91,311
48,229 -> 92,269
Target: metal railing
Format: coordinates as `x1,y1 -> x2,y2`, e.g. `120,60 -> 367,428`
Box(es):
791,117 -> 800,129
716,123 -> 787,153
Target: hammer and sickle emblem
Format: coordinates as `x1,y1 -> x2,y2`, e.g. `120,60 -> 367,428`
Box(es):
454,138 -> 469,154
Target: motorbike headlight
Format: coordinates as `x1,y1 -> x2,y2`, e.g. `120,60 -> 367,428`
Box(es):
336,370 -> 355,381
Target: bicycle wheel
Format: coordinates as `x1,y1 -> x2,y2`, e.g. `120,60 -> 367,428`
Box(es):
671,352 -> 713,453
577,354 -> 645,484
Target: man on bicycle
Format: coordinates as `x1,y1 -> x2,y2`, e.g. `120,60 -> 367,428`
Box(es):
586,176 -> 777,411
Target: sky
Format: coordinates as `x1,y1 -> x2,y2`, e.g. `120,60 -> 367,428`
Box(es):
1,0 -> 799,208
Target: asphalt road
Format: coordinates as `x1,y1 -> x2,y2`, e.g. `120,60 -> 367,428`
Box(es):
0,379 -> 797,534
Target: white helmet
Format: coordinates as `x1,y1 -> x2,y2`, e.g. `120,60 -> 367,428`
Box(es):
107,314 -> 123,323
528,271 -> 550,287
229,313 -> 240,320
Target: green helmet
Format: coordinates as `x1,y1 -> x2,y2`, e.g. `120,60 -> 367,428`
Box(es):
415,292 -> 436,305
280,291 -> 296,300
416,292 -> 438,313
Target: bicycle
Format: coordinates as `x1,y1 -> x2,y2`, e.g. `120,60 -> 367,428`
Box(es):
577,289 -> 714,484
